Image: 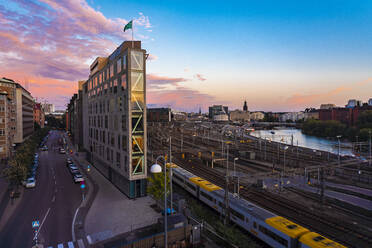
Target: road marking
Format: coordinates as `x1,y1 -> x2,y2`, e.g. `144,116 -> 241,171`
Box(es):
55,189 -> 58,193
71,207 -> 80,241
55,180 -> 57,185
34,207 -> 51,240
52,195 -> 55,202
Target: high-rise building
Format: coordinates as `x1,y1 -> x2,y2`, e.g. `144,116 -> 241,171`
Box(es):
15,83 -> 34,143
0,91 -> 16,159
41,103 -> 55,114
346,99 -> 362,108
33,103 -> 45,128
0,77 -> 33,146
81,41 -> 147,198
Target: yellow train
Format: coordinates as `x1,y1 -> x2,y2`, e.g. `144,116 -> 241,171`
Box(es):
170,164 -> 347,248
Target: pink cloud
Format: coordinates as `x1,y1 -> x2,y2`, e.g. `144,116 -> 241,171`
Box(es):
147,74 -> 188,90
0,0 -> 152,109
147,86 -> 216,112
147,54 -> 158,61
194,73 -> 206,81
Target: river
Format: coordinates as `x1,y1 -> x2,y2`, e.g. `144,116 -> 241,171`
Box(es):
250,129 -> 354,156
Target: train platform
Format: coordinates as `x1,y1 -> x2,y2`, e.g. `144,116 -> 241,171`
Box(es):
295,184 -> 372,211
324,181 -> 372,197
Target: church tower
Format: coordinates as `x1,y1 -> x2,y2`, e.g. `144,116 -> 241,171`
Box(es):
243,100 -> 248,111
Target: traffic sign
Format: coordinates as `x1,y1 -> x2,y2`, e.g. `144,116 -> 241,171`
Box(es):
32,220 -> 40,228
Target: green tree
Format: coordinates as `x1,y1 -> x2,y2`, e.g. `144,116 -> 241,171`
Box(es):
359,128 -> 372,142
34,121 -> 41,131
357,110 -> 372,129
2,160 -> 28,189
147,171 -> 170,203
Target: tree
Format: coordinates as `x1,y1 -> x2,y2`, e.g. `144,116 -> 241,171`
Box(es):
357,110 -> 372,129
359,128 -> 372,142
147,171 -> 170,203
2,160 -> 28,190
34,121 -> 41,131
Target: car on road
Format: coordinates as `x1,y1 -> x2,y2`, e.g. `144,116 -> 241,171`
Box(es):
41,146 -> 48,151
24,178 -> 36,188
59,148 -> 66,154
73,173 -> 84,183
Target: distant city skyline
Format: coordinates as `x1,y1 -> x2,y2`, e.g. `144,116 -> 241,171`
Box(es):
0,0 -> 371,111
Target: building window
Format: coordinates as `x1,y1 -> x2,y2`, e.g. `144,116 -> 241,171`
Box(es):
117,135 -> 121,149
116,152 -> 121,167
121,74 -> 127,90
122,135 -> 127,151
110,64 -> 114,78
121,115 -> 126,131
117,58 -> 122,73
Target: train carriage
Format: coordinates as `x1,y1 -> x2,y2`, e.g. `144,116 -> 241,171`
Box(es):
299,232 -> 347,248
263,216 -> 310,248
171,164 -> 347,248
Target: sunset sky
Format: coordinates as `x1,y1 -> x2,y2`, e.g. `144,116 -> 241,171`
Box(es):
0,0 -> 371,112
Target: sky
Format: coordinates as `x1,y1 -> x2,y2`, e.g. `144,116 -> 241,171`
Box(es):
0,0 -> 371,112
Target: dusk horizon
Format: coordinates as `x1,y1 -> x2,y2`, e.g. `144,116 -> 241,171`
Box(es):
1,0 -> 372,112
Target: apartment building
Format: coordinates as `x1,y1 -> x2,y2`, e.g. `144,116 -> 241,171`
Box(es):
81,41 -> 147,198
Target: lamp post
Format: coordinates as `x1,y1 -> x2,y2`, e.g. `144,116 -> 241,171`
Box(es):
336,135 -> 342,166
369,130 -> 371,166
169,136 -> 173,215
281,146 -> 289,191
233,157 -> 238,194
150,156 -> 168,248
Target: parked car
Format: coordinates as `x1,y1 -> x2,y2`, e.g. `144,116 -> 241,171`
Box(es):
25,178 -> 36,188
69,165 -> 79,174
59,148 -> 66,154
41,146 -> 48,151
73,173 -> 84,183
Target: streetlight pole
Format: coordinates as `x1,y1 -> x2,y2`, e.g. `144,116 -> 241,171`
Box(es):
369,130 -> 371,166
150,156 -> 168,248
233,158 -> 238,194
337,135 -> 342,166
282,146 -> 288,191
169,136 -> 173,215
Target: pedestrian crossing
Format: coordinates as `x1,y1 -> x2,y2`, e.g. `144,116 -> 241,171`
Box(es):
47,238 -> 85,248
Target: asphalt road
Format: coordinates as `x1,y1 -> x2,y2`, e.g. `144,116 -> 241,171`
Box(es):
0,130 -> 82,247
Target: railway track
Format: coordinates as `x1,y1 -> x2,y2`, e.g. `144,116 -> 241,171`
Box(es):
167,155 -> 372,248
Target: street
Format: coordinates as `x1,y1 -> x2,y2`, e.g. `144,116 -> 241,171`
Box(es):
0,131 -> 82,247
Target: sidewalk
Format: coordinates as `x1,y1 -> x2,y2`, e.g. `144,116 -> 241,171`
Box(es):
64,133 -> 161,245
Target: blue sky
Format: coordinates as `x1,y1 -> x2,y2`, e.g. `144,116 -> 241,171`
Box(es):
1,0 -> 371,111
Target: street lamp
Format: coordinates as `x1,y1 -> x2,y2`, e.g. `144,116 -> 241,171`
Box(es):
233,157 -> 239,194
281,146 -> 289,191
150,156 -> 168,248
369,130 -> 371,166
336,135 -> 342,166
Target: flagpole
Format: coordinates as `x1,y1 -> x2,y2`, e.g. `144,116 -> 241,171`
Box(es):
132,20 -> 134,49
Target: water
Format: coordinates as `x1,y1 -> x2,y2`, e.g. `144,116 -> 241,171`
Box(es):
250,129 -> 353,156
